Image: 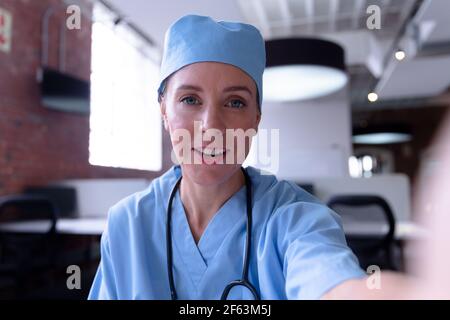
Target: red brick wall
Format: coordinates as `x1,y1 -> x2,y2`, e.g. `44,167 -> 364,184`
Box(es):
0,0 -> 172,196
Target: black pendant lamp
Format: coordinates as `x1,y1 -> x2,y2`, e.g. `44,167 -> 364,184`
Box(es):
353,125 -> 412,144
264,38 -> 348,102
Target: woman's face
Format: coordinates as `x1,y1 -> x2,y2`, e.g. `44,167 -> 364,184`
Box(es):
160,62 -> 261,186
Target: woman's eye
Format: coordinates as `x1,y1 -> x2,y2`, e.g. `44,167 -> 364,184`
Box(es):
227,99 -> 246,109
181,96 -> 200,105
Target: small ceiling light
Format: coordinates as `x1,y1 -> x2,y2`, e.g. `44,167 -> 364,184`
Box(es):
368,92 -> 378,102
395,50 -> 406,61
264,38 -> 348,102
353,125 -> 412,145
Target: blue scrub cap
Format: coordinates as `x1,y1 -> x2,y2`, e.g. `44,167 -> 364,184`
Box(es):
158,14 -> 266,108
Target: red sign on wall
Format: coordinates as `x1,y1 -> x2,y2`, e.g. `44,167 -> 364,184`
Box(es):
0,7 -> 12,53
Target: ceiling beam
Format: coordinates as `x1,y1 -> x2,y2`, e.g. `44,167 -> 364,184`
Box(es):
278,0 -> 292,34
329,0 -> 340,32
305,0 -> 314,34
352,0 -> 366,29
251,0 -> 271,37
398,0 -> 416,25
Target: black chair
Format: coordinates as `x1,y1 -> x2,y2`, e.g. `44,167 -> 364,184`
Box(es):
327,195 -> 397,271
23,186 -> 77,218
0,195 -> 59,299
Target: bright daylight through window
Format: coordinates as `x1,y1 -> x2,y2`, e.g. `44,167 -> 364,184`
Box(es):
89,3 -> 162,171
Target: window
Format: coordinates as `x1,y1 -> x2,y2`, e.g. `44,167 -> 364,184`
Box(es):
349,155 -> 376,178
89,4 -> 162,171
349,148 -> 395,178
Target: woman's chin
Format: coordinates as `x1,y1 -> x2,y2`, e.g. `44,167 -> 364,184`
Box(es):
180,163 -> 241,186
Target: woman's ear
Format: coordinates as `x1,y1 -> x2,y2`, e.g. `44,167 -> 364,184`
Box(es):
254,111 -> 261,133
160,100 -> 169,131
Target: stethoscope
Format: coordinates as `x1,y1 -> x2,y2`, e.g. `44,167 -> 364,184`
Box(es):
166,167 -> 260,300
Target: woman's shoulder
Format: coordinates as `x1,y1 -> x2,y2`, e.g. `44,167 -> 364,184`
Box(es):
248,167 -> 346,254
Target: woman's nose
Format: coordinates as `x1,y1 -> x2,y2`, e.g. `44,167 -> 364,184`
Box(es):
201,105 -> 225,131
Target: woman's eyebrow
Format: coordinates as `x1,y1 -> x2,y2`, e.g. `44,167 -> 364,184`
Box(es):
223,86 -> 253,96
175,84 -> 253,96
176,84 -> 203,92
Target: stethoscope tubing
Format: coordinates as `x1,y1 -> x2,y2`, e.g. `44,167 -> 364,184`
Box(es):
166,167 -> 259,300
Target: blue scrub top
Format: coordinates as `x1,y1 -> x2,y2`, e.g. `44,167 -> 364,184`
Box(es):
88,165 -> 366,300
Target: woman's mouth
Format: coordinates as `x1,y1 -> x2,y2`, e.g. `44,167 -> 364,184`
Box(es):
193,147 -> 227,158
191,147 -> 229,164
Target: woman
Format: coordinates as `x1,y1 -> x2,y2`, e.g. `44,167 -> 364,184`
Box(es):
88,14 -> 366,300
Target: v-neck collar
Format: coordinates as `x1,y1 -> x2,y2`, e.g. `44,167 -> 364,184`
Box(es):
170,179 -> 247,288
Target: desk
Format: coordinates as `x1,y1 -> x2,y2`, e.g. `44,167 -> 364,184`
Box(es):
0,218 -> 426,240
0,219 -> 106,277
0,218 -> 107,235
57,218 -> 106,235
344,221 -> 427,240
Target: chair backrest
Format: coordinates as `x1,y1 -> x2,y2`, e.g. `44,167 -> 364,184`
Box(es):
304,174 -> 411,222
327,194 -> 396,246
24,186 -> 77,218
0,195 -> 58,235
0,195 -> 60,291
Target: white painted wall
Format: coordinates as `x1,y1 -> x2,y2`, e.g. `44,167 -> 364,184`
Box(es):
246,88 -> 352,180
52,179 -> 150,217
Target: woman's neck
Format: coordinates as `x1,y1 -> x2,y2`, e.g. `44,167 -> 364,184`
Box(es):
179,168 -> 245,244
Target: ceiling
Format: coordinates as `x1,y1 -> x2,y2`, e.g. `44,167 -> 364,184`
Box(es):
375,0 -> 450,103
237,0 -> 413,39
99,0 -> 450,109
